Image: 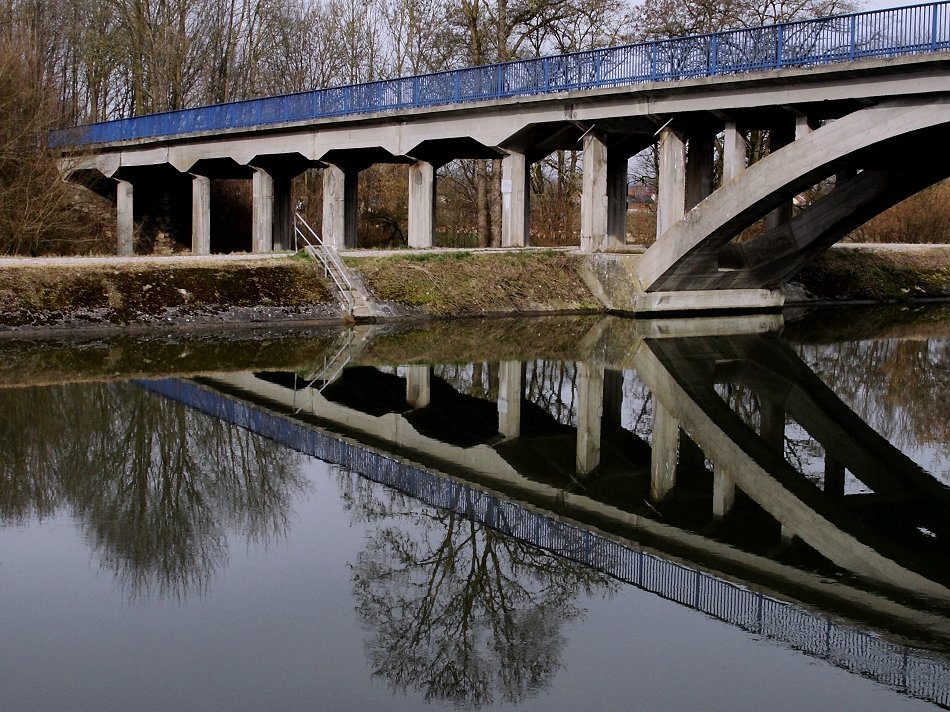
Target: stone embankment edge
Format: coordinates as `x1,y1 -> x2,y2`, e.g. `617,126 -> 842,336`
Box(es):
0,245 -> 946,336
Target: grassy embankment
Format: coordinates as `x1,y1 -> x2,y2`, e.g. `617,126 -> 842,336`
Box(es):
348,250 -> 601,316
793,247 -> 950,302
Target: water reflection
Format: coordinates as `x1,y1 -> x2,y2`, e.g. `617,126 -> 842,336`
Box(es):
345,474 -> 610,706
0,382 -> 305,599
1,309 -> 949,709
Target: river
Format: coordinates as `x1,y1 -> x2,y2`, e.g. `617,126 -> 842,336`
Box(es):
1,305 -> 948,711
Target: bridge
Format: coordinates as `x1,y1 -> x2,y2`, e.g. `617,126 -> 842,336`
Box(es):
131,315 -> 950,707
57,2 -> 950,314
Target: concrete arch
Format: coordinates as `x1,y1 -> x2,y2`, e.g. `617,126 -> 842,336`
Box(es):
638,96 -> 950,292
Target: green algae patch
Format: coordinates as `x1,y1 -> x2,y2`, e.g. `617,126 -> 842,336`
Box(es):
348,250 -> 602,316
0,259 -> 336,331
793,247 -> 950,302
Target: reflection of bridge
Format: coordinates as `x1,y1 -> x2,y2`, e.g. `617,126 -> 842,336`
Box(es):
137,316 -> 950,708
61,3 -> 950,313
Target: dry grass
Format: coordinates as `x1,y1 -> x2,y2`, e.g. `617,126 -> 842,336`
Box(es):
350,251 -> 601,316
794,247 -> 950,301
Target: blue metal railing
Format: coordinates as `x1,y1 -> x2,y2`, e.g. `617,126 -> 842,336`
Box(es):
52,1 -> 950,147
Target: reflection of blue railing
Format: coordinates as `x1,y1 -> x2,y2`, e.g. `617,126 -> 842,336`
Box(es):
54,1 -> 950,147
139,376 -> 950,709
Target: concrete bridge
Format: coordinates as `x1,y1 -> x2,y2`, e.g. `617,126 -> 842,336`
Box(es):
135,317 -> 950,706
59,2 -> 950,313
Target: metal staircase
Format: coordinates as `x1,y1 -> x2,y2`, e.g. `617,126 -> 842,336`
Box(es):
293,212 -> 361,316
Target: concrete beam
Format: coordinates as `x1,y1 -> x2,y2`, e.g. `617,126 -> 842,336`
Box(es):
408,161 -> 436,248
501,152 -> 529,247
116,179 -> 134,257
323,165 -> 358,249
651,400 -> 679,501
686,131 -> 715,210
191,174 -> 211,256
713,465 -> 737,520
252,168 -> 274,253
576,362 -> 604,475
656,128 -> 686,237
498,360 -> 523,440
722,122 -> 746,184
405,366 -> 431,409
580,133 -> 608,252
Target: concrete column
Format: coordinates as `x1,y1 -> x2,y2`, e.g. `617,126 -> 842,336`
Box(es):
274,175 -> 293,251
606,153 -> 628,248
760,401 -> 785,453
323,165 -> 358,249
191,174 -> 211,256
498,360 -> 523,440
116,179 -> 134,257
686,132 -> 715,210
576,362 -> 604,475
405,365 -> 431,409
824,454 -> 846,497
580,133 -> 608,253
766,121 -> 795,231
795,115 -> 815,141
501,152 -> 529,247
651,400 -> 679,501
408,161 -> 436,248
656,128 -> 686,237
252,168 -> 274,253
713,465 -> 736,520
722,122 -> 746,184
602,369 -> 624,431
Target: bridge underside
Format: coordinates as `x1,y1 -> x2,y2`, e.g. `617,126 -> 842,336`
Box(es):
63,58 -> 950,315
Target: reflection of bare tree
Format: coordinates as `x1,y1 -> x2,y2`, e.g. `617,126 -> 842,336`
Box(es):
0,382 -> 305,600
343,473 -> 613,707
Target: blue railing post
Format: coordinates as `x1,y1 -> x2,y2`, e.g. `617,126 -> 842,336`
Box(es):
650,41 -> 658,80
412,75 -> 420,107
932,2 -> 941,51
542,56 -> 550,89
496,64 -> 504,97
776,23 -> 784,67
453,72 -> 461,101
710,33 -> 719,76
848,15 -> 858,59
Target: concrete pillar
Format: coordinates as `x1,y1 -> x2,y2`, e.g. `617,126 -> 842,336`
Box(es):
191,174 -> 211,256
656,128 -> 686,237
760,401 -> 785,453
766,121 -> 795,231
116,179 -> 134,257
405,365 -> 431,409
606,153 -> 628,248
713,465 -> 736,520
580,133 -> 608,253
252,168 -> 274,253
795,115 -> 815,141
576,362 -> 604,475
323,165 -> 358,249
824,454 -> 846,497
686,132 -> 715,210
602,369 -> 624,431
408,161 -> 436,248
498,360 -> 523,440
722,122 -> 746,184
501,152 -> 529,247
274,175 -> 293,251
651,400 -> 680,501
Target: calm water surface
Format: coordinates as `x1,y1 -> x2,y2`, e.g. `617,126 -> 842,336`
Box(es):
1,307 -> 948,711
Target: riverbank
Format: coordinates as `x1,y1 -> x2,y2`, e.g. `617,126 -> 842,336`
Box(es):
0,245 -> 947,334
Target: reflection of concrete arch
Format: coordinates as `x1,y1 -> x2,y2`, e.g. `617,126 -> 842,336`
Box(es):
637,333 -> 950,600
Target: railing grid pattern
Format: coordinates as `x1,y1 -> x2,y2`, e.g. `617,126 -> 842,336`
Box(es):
137,377 -> 950,709
54,1 -> 950,147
